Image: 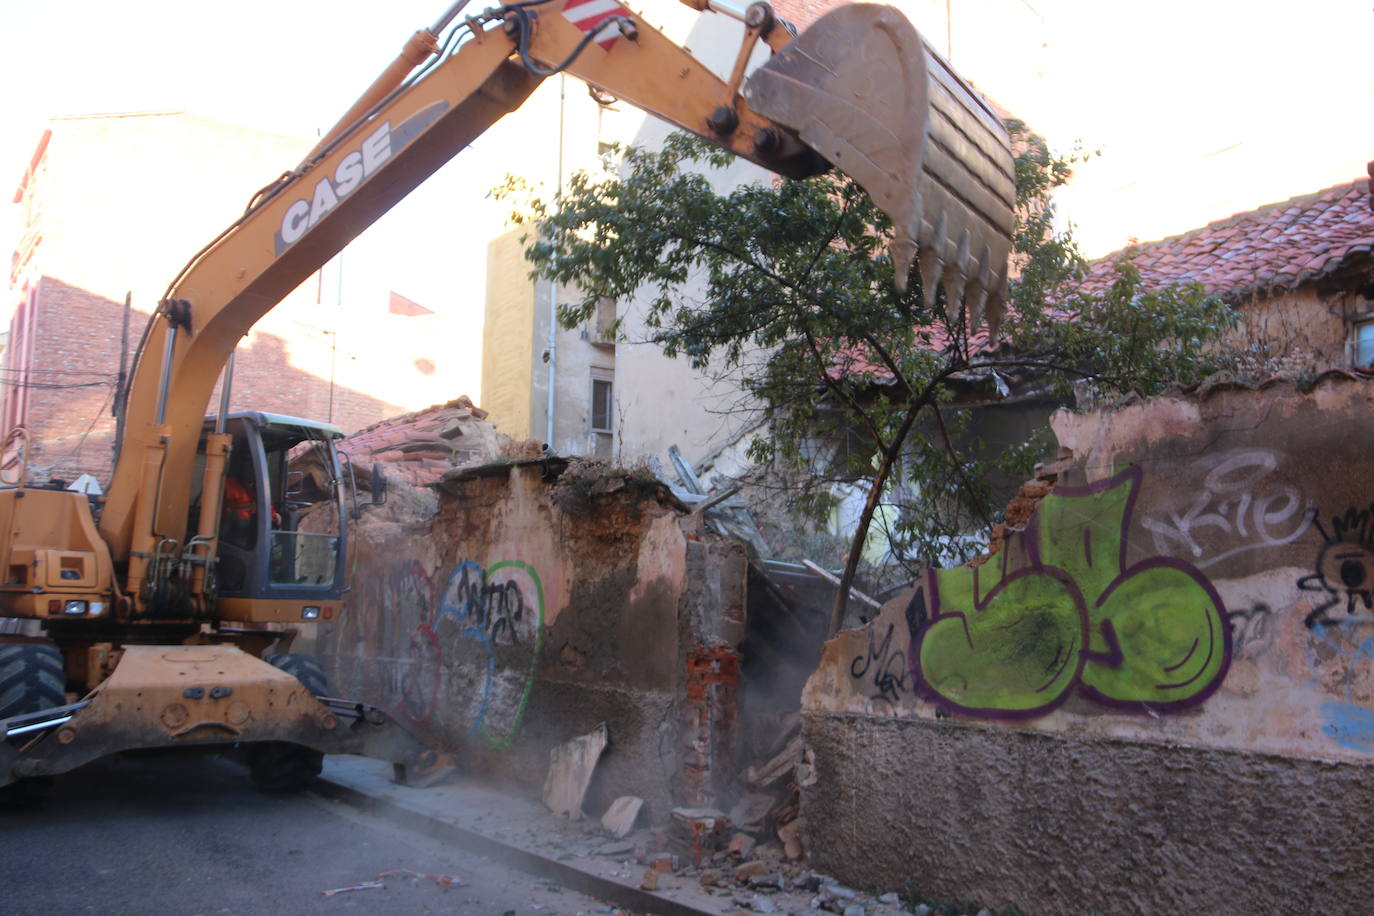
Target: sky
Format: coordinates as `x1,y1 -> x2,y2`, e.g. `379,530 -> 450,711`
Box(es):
2,0 -> 1371,399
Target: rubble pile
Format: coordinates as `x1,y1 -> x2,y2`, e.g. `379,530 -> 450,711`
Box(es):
330,395 -> 504,488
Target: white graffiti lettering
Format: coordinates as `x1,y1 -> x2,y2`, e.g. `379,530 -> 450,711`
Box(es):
1141,449 -> 1315,569
277,121 -> 392,247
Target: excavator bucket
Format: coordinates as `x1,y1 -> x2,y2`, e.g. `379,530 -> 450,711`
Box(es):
745,3 -> 1016,333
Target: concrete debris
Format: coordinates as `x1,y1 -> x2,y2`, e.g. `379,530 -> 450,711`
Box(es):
824,885 -> 857,900
699,868 -> 723,886
742,735 -> 803,790
594,839 -> 637,857
670,807 -> 730,865
747,871 -> 786,891
841,906 -> 865,916
796,748 -> 818,788
753,841 -> 785,861
727,832 -> 757,860
752,895 -> 778,913
777,820 -> 804,860
542,723 -> 609,819
878,892 -> 901,904
734,860 -> 770,882
729,792 -> 779,834
323,395 -> 507,490
762,711 -> 801,758
600,796 -> 644,838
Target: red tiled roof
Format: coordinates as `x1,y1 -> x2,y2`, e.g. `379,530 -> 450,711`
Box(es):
334,395 -> 501,488
1078,176 -> 1374,302
828,173 -> 1374,386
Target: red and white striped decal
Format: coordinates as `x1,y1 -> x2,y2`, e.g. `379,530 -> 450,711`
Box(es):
560,0 -> 632,51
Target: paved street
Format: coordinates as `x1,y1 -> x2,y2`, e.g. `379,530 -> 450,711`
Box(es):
1,753 -> 615,916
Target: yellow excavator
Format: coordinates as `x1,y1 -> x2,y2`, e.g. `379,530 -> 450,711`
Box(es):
0,0 -> 1014,794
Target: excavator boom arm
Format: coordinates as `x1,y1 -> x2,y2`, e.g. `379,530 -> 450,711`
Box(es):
98,1 -> 1015,600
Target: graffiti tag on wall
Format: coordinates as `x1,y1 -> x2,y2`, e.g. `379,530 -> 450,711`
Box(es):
1140,449 -> 1314,570
1298,504 -> 1374,629
382,558 -> 545,749
899,466 -> 1231,718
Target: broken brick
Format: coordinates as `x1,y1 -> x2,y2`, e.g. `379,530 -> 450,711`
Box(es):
728,832 -> 757,859
778,821 -> 804,861
670,807 -> 730,866
734,860 -> 769,882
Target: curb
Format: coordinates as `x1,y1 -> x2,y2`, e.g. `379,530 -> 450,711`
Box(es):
314,776 -> 715,916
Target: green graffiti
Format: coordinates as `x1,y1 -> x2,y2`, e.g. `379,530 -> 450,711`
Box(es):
478,560 -> 545,750
916,466 -> 1230,717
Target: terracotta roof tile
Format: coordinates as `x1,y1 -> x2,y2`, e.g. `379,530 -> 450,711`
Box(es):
832,174 -> 1374,385
1078,176 -> 1374,302
333,395 -> 505,488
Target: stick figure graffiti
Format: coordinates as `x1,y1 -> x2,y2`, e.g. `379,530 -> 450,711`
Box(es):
1299,505 -> 1374,629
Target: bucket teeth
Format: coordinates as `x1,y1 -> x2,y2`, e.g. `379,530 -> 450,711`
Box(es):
892,238 -> 918,294
746,2 -> 1015,333
919,247 -> 944,310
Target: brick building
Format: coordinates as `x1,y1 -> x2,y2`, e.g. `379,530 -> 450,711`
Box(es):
7,111 -> 461,484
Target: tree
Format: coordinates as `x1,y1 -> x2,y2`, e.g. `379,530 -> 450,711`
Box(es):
502,123 -> 1238,637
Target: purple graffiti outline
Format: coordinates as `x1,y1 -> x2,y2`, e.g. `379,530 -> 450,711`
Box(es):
911,464 -> 1233,718
910,560 -> 1089,720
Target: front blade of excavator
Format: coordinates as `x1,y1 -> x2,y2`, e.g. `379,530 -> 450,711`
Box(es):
745,3 -> 1016,333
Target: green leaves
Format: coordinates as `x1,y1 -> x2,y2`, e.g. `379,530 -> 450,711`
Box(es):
505,126 -> 1238,579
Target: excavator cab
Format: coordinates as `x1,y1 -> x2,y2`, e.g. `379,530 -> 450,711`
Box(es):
198,412 -> 347,618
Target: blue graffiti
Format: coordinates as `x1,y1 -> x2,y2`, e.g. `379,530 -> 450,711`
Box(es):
1320,702 -> 1374,754
1310,621 -> 1374,754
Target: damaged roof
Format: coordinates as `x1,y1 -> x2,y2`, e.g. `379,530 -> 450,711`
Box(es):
1078,174 -> 1374,303
334,395 -> 503,488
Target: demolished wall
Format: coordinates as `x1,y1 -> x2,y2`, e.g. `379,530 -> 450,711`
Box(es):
801,373 -> 1374,913
317,456 -> 747,821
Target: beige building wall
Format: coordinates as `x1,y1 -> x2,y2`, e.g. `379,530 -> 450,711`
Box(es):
611,12 -> 777,471
478,5 -> 699,457
482,227 -> 539,440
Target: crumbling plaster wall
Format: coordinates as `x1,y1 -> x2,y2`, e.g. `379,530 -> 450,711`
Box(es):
318,461 -> 746,820
802,375 -> 1374,913
1228,286 -> 1356,375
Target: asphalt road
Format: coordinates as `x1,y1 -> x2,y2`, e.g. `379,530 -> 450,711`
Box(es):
1,753 -> 615,916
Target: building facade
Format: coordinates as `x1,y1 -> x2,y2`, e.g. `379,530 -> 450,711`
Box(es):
6,111 -> 462,484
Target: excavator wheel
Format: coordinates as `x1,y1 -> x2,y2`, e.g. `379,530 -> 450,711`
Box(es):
263,653 -> 328,696
0,643 -> 66,807
245,653 -> 328,793
0,643 -> 65,718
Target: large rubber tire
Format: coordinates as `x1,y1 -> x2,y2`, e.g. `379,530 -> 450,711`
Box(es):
246,653 -> 328,793
264,653 -> 328,696
0,644 -> 66,720
0,643 -> 65,807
